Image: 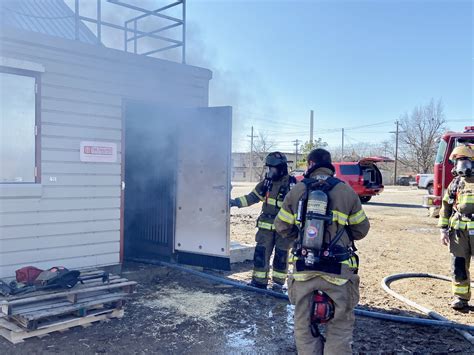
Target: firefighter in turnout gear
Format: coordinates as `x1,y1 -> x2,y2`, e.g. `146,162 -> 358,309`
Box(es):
230,152 -> 296,290
438,145 -> 474,310
275,149 -> 370,355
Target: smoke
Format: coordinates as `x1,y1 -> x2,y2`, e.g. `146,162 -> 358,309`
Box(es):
62,0 -> 269,151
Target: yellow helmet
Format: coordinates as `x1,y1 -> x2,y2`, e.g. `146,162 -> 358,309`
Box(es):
449,145 -> 474,160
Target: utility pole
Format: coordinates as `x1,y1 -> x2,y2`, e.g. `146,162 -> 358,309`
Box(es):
310,110 -> 314,145
293,139 -> 300,169
247,126 -> 257,182
394,120 -> 399,185
341,128 -> 344,161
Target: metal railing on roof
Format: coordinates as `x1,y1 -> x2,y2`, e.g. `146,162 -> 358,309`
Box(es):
74,0 -> 186,63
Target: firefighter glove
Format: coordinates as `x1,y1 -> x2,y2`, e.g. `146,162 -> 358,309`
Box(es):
439,228 -> 449,246
230,199 -> 239,208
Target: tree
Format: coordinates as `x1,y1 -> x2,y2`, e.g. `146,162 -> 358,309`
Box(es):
252,132 -> 275,180
398,99 -> 446,173
299,138 -> 328,166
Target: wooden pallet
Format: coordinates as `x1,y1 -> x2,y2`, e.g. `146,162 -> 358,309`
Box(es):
0,308 -> 124,344
0,270 -> 136,343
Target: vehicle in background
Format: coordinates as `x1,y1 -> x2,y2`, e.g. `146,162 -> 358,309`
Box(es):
416,173 -> 434,194
423,126 -> 474,216
290,169 -> 305,181
333,157 -> 393,203
290,157 -> 391,203
397,176 -> 416,186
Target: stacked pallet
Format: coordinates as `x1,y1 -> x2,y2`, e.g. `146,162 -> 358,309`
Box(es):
0,269 -> 136,344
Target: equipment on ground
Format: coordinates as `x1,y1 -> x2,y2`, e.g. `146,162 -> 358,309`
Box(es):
15,266 -> 43,286
1,268 -> 110,296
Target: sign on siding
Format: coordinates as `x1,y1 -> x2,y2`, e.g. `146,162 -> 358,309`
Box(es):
80,141 -> 117,163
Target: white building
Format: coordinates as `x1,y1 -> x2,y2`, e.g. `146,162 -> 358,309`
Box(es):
0,0 -> 232,277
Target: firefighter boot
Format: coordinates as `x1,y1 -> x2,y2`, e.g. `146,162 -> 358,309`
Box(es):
451,297 -> 469,310
248,280 -> 267,289
271,282 -> 287,293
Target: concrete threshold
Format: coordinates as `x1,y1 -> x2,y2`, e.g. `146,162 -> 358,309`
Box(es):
230,241 -> 254,264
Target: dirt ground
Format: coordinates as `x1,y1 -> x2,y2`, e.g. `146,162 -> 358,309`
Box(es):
2,185 -> 474,353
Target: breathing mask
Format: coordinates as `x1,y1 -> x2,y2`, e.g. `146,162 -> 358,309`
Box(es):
455,159 -> 473,177
265,166 -> 281,181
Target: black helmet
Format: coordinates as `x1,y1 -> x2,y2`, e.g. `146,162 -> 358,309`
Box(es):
265,151 -> 288,167
265,152 -> 288,180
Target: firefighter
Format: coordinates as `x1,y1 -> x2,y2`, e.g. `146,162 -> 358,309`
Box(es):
438,145 -> 474,310
230,152 -> 296,290
274,148 -> 370,355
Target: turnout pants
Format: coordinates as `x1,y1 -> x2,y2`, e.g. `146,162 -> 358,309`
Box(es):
288,274 -> 360,355
252,229 -> 293,286
449,229 -> 474,300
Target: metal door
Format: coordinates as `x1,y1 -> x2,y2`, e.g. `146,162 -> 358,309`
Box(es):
174,107 -> 232,269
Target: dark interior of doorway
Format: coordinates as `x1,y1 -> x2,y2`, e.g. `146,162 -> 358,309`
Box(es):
124,102 -> 177,261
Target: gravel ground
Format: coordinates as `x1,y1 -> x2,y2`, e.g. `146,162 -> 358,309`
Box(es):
2,184 -> 473,353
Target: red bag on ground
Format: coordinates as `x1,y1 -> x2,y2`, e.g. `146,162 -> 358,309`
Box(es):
16,266 -> 44,286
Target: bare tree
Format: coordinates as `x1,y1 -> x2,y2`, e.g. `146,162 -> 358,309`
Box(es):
398,99 -> 446,173
252,132 -> 275,180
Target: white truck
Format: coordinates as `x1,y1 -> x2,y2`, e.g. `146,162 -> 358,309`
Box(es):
416,173 -> 434,195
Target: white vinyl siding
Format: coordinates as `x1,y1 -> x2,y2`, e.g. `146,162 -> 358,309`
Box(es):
0,26 -> 211,277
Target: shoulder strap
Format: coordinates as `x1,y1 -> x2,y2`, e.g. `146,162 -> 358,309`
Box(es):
302,177 -> 342,193
449,176 -> 462,201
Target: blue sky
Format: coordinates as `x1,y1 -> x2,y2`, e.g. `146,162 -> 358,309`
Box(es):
186,0 -> 473,152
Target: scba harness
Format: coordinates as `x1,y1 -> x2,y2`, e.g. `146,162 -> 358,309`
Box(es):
293,177 -> 358,275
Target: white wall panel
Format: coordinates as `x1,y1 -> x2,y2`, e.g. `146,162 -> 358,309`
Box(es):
0,26 -> 211,277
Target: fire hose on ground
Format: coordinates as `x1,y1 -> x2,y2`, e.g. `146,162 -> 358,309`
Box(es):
135,258 -> 474,344
381,273 -> 474,344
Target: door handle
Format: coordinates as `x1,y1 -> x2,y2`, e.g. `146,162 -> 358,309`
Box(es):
212,185 -> 226,191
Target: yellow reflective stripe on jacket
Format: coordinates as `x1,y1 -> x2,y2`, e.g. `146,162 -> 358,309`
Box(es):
321,275 -> 348,286
348,209 -> 367,225
332,210 -> 348,225
457,194 -> 474,204
288,253 -> 298,263
272,271 -> 287,279
266,197 -> 283,208
340,256 -> 358,269
449,219 -> 474,230
253,270 -> 268,279
452,284 -> 470,295
437,217 -> 449,227
443,192 -> 451,202
252,189 -> 265,201
292,272 -> 348,285
277,208 -> 295,224
238,196 -> 248,207
257,221 -> 275,230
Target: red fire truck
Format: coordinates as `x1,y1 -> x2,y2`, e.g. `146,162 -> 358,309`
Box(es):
423,126 -> 474,216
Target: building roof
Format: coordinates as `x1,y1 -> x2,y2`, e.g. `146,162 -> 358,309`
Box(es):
0,0 -> 98,44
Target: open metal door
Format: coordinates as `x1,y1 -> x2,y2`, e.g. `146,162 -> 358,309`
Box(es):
174,107 -> 232,270
123,102 -> 177,261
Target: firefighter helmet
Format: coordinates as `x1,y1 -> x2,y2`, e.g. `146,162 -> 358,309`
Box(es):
265,152 -> 288,180
449,145 -> 474,161
265,151 -> 288,167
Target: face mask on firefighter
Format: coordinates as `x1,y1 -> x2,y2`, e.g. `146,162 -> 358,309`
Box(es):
455,159 -> 473,177
265,166 -> 281,180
